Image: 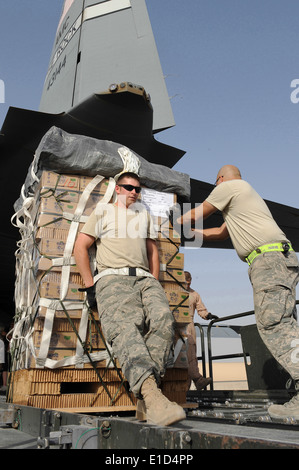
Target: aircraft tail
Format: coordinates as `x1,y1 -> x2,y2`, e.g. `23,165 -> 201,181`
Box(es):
39,0 -> 175,132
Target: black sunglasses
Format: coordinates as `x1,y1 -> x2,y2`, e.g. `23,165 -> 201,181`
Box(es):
118,184 -> 142,194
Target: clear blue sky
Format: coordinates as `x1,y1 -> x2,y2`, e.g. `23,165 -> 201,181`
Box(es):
0,1 -> 298,326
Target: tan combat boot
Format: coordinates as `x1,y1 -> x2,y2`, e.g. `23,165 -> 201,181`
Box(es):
268,393 -> 299,420
136,375 -> 186,426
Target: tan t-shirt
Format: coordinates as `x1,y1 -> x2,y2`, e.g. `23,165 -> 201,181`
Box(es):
206,180 -> 288,261
186,288 -> 209,341
81,202 -> 157,272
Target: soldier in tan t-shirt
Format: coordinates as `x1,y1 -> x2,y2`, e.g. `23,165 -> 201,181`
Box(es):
184,271 -> 212,391
178,165 -> 299,420
74,172 -> 186,427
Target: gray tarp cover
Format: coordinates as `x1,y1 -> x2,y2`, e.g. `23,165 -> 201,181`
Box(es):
14,126 -> 190,210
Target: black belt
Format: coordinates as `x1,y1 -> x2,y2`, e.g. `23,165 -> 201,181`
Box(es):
128,267 -> 137,276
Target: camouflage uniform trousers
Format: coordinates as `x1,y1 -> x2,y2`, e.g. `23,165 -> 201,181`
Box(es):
249,250 -> 299,381
96,274 -> 174,397
187,334 -> 201,387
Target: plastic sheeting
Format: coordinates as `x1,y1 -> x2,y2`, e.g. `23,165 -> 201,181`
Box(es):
14,126 -> 190,211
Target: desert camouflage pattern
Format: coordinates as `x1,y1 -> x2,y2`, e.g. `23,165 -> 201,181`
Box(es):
249,250 -> 299,381
96,275 -> 174,397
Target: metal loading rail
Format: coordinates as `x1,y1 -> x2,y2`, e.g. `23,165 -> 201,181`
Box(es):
183,300 -> 299,443
195,300 -> 299,391
187,389 -> 299,427
1,303 -> 299,449
1,393 -> 299,449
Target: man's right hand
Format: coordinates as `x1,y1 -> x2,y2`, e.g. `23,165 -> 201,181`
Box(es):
206,313 -> 219,320
78,285 -> 97,309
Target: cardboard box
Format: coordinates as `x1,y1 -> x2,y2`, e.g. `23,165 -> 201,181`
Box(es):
38,277 -> 84,301
37,271 -> 82,284
36,213 -> 85,231
37,305 -> 99,320
37,171 -> 111,193
79,176 -> 110,193
38,171 -> 81,191
164,289 -> 189,306
37,238 -> 68,256
157,239 -> 183,268
39,188 -> 80,203
156,226 -> 181,243
159,252 -> 184,270
170,306 -> 191,323
37,256 -> 80,274
159,268 -> 185,284
33,331 -> 105,349
161,281 -> 185,292
34,316 -> 101,332
35,227 -> 70,242
39,191 -> 103,217
25,348 -> 105,368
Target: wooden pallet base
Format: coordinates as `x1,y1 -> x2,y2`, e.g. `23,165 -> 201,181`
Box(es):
53,402 -> 198,414
8,367 -> 189,411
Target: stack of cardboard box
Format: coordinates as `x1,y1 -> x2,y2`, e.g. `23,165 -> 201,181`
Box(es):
9,170 -> 191,409
155,217 -> 191,372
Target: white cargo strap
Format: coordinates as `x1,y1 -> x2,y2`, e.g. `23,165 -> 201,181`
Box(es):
50,256 -> 76,267
60,175 -> 115,300
115,146 -> 141,180
35,299 -> 89,369
11,196 -> 37,312
37,350 -> 112,369
63,213 -> 89,223
93,267 -> 155,283
35,298 -> 113,369
173,337 -> 185,362
35,300 -> 57,368
59,175 -> 107,301
9,310 -> 36,371
166,336 -> 187,368
11,196 -> 35,233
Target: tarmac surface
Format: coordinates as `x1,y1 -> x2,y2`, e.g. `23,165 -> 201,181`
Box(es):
1,390 -> 299,449
0,427 -> 37,449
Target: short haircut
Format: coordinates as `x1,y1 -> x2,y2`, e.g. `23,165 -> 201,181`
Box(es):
117,172 -> 140,183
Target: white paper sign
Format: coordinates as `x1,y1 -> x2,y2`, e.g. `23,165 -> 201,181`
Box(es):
140,187 -> 174,218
